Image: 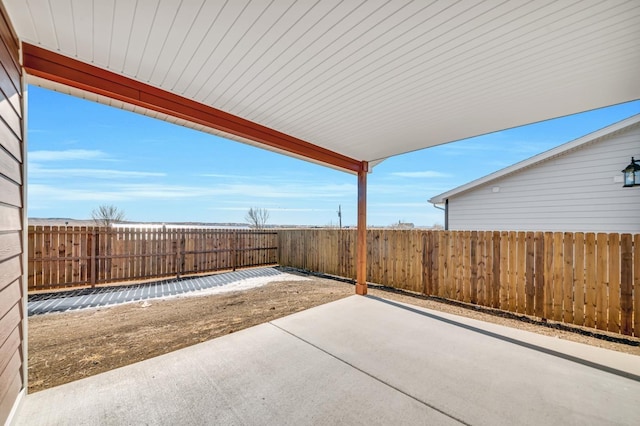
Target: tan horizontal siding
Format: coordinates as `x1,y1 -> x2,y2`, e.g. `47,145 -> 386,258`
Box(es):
0,256 -> 20,289
0,305 -> 20,349
0,205 -> 20,232
0,350 -> 21,409
0,175 -> 20,207
0,233 -> 20,262
0,90 -> 20,138
0,279 -> 20,319
0,368 -> 20,422
0,119 -> 20,161
0,40 -> 19,92
0,146 -> 20,184
0,328 -> 19,380
0,62 -> 20,118
0,4 -> 24,424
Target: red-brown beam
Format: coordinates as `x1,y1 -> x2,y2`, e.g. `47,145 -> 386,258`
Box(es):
22,43 -> 364,174
356,162 -> 368,295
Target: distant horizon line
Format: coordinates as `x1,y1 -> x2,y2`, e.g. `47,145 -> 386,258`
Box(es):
27,218 -> 439,230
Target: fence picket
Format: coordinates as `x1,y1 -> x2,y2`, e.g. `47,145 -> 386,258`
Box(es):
525,232 -> 534,316
492,231 -> 500,309
552,232 -> 564,322
534,232 -> 544,318
543,232 -> 553,319
619,234 -> 632,336
508,232 -> 517,312
634,234 -> 640,337
584,233 -> 596,328
500,231 -> 509,310
573,233 -> 585,326
596,233 -> 608,330
563,233 -> 574,324
608,233 -> 621,333
478,232 -> 487,307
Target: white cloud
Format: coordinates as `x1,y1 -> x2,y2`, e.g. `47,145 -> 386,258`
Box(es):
209,207 -> 334,212
390,171 -> 451,178
29,180 -> 357,204
198,173 -> 251,179
29,184 -> 126,201
369,202 -> 429,208
29,165 -> 166,179
29,149 -> 110,162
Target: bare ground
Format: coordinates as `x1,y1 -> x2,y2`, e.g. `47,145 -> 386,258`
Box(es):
28,274 -> 640,393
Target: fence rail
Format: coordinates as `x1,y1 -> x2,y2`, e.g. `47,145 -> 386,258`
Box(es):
278,229 -> 640,337
28,226 -> 278,291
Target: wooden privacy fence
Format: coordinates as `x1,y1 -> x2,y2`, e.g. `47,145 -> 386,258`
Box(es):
278,229 -> 640,337
28,226 -> 278,291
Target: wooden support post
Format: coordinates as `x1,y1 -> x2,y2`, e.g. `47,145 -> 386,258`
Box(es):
356,162 -> 368,295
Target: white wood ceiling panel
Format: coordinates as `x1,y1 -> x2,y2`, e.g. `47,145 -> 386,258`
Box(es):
215,0 -> 350,115
49,0 -> 75,54
272,1 -> 568,132
190,0 -> 302,104
8,0 -> 640,166
72,0 -> 93,60
5,0 -> 36,41
134,0 -> 180,82
238,0 -> 429,123
252,1 -> 545,134
91,0 -> 114,67
161,0 -> 239,92
179,0 -> 283,99
146,1 -> 204,85
121,0 -> 159,77
108,0 -> 137,72
199,0 -> 321,108
25,0 -> 57,48
283,1 -> 640,157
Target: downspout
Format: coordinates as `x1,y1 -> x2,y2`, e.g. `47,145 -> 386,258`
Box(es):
432,199 -> 448,230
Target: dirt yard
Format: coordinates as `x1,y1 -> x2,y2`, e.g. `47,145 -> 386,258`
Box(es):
28,273 -> 640,393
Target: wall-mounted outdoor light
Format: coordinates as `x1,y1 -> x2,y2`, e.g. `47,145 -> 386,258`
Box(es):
622,157 -> 640,187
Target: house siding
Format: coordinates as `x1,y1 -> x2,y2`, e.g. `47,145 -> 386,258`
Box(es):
0,3 -> 24,425
447,124 -> 640,233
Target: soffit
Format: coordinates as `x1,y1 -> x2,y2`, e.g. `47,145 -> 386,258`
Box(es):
5,0 -> 640,168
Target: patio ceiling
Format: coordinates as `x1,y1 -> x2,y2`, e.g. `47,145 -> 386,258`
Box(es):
4,0 -> 640,172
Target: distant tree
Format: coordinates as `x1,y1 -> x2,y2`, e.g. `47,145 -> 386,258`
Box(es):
245,207 -> 269,229
91,204 -> 125,227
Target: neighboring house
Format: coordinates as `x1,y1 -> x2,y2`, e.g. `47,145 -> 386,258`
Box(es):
429,114 -> 640,233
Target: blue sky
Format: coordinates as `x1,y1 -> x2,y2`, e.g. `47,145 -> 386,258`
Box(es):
27,86 -> 640,227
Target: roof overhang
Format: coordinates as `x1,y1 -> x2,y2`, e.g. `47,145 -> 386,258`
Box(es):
429,113 -> 640,204
5,0 -> 640,172
23,43 -> 365,173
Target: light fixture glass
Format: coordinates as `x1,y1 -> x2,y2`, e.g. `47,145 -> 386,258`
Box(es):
622,157 -> 640,187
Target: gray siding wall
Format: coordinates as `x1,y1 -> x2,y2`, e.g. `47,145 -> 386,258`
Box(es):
447,124 -> 640,233
0,4 -> 24,424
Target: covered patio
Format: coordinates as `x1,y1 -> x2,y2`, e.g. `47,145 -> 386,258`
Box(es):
15,295 -> 640,425
0,1 -> 639,424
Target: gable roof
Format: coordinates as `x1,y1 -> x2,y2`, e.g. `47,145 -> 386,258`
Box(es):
429,113 -> 640,204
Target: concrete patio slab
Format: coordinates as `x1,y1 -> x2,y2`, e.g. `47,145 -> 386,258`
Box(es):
15,296 -> 640,425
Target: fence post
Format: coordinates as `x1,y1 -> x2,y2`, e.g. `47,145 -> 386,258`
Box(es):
178,229 -> 185,279
232,231 -> 237,271
90,229 -> 97,288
